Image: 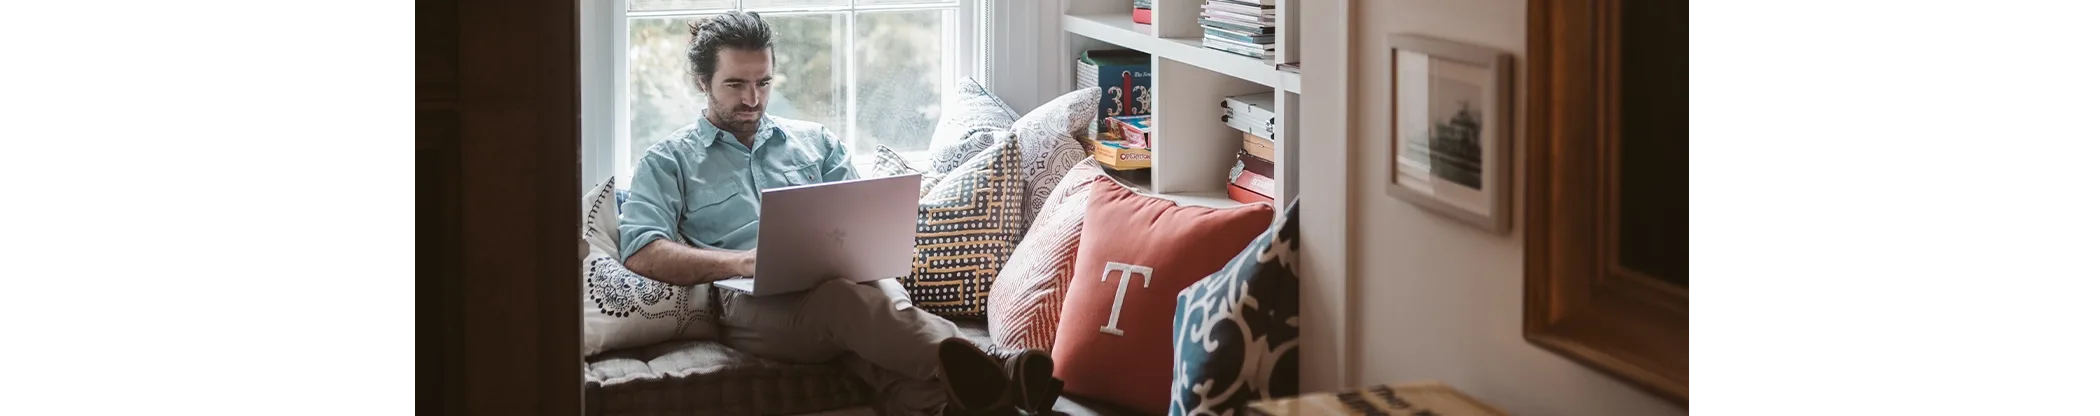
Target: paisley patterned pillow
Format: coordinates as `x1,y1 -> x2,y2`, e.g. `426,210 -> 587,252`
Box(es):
925,77 -> 1022,174
1170,199 -> 1301,416
1008,87 -> 1101,225
580,177 -> 719,357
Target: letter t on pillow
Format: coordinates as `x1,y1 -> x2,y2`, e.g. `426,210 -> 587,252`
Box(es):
1052,178 -> 1274,413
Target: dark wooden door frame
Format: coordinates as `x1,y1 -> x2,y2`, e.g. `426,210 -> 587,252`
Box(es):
1522,0 -> 1688,405
420,0 -> 583,413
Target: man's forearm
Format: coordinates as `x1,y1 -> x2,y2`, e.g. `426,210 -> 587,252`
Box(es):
623,239 -> 748,286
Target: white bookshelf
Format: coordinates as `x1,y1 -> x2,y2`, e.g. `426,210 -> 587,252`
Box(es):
1060,0 -> 1301,212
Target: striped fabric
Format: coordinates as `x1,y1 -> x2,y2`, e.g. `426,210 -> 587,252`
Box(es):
899,132 -> 1028,318
989,159 -> 1107,350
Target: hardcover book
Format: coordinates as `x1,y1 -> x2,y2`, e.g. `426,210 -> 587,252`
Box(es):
1076,50 -> 1153,131
1202,27 -> 1274,44
1241,132 -> 1275,161
1202,9 -> 1275,25
1199,18 -> 1275,35
1202,39 -> 1276,60
1203,1 -> 1274,16
1209,0 -> 1278,7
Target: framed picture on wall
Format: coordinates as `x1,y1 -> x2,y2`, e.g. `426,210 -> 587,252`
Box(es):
1385,34 -> 1514,234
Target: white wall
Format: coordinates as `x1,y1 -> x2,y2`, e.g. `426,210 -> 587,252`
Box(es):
1327,1 -> 1685,414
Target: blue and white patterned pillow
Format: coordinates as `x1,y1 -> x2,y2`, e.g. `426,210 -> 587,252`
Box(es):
925,77 -> 1022,174
1170,199 -> 1300,416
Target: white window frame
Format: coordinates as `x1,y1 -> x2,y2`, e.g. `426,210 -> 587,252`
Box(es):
583,0 -> 998,189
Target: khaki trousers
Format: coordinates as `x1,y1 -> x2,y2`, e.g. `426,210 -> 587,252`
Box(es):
716,278 -> 960,416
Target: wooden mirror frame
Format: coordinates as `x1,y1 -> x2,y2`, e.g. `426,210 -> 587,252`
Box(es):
1522,0 -> 1688,404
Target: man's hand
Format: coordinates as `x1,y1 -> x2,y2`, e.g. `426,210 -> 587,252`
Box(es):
733,250 -> 758,277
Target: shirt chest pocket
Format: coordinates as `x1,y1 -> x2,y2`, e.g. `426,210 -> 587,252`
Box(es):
763,151 -> 824,187
680,181 -> 758,247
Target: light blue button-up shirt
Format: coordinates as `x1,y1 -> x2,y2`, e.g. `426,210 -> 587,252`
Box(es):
618,115 -> 859,261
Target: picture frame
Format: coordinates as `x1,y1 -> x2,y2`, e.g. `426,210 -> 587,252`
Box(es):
1384,34 -> 1514,234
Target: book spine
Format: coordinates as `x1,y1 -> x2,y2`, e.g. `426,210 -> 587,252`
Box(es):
1233,169 -> 1277,196
1201,8 -> 1276,25
1238,150 -> 1275,176
1242,132 -> 1276,160
1209,0 -> 1279,8
1133,7 -> 1153,24
1201,2 -> 1275,16
1203,40 -> 1276,59
1202,34 -> 1275,51
1227,183 -> 1274,204
1202,27 -> 1274,44
1199,18 -> 1274,35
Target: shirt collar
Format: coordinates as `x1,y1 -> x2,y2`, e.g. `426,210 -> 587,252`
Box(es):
694,114 -> 781,150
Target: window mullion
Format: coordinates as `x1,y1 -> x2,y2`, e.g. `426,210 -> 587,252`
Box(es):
843,10 -> 857,152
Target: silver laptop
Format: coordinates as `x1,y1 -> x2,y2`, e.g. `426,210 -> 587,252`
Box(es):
712,173 -> 920,296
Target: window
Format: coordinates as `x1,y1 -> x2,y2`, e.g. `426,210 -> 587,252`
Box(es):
614,0 -> 984,183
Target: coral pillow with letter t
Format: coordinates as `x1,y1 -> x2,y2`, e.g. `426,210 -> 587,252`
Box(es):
1052,179 -> 1274,413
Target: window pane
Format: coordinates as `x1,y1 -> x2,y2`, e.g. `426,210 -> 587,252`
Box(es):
628,13 -> 845,168
852,9 -> 950,156
745,0 -> 850,9
628,0 -> 733,12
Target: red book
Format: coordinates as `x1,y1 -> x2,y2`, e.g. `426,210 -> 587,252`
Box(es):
1133,8 -> 1153,24
1237,150 -> 1274,177
1227,183 -> 1273,204
1231,169 -> 1276,197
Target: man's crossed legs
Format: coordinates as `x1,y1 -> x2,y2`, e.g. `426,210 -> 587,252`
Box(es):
716,278 -> 957,415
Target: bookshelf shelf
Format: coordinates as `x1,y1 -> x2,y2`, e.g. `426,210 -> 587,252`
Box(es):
1062,0 -> 1297,213
1064,13 -> 1280,89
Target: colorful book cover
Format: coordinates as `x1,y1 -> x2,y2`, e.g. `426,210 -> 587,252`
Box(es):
1077,50 -> 1153,131
1107,115 -> 1153,148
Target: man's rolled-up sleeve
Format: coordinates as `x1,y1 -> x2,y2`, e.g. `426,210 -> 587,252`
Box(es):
620,150 -> 684,262
818,127 -> 859,182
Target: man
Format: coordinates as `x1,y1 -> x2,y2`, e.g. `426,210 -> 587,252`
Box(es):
617,11 -> 1052,416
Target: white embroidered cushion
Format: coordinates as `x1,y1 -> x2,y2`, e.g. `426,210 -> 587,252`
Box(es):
580,177 -> 719,356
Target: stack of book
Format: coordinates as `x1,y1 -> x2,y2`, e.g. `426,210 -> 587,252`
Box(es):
1076,49 -> 1153,136
1134,0 -> 1154,25
1094,115 -> 1154,171
1200,0 -> 1277,60
1223,92 -> 1277,204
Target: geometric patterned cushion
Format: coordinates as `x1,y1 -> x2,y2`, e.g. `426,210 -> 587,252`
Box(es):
989,159 -> 1107,351
898,132 -> 1028,318
925,77 -> 1022,175
870,144 -> 942,197
1170,198 -> 1300,416
1009,87 -> 1101,225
